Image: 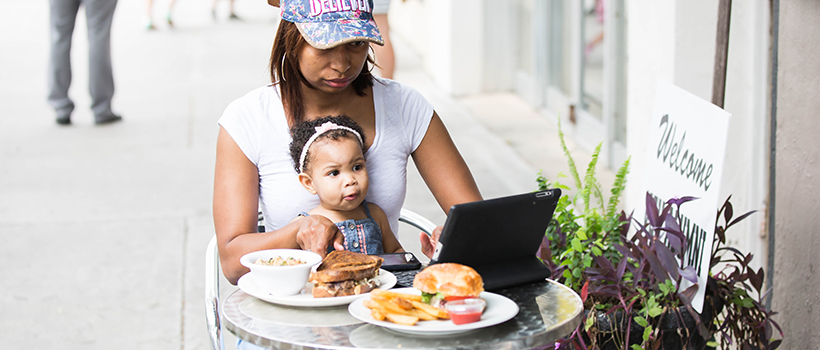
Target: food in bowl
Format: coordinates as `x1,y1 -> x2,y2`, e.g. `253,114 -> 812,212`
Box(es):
240,249 -> 322,296
254,256 -> 307,266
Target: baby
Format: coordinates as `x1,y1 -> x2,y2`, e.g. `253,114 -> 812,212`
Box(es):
289,115 -> 404,254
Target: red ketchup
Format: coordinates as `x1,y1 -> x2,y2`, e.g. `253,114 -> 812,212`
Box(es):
445,298 -> 486,325
449,309 -> 483,325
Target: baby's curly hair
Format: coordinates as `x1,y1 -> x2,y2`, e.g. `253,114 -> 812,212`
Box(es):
289,115 -> 366,173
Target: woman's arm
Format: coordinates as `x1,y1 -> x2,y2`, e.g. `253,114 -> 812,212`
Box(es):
411,111 -> 482,257
213,127 -> 342,284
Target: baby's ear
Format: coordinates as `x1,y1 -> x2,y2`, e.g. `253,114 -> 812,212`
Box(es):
298,173 -> 317,195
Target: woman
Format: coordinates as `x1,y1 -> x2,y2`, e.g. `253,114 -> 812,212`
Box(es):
214,0 -> 481,286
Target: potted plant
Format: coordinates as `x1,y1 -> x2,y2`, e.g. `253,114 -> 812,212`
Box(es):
708,196 -> 783,349
535,119 -> 631,295
536,121 -> 783,349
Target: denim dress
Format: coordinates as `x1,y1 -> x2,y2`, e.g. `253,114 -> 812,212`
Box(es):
299,200 -> 385,255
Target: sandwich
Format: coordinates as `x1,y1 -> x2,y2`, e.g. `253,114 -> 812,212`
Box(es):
412,263 -> 484,309
309,250 -> 383,298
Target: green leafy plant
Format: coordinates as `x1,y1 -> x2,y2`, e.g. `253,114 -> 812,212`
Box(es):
535,119 -> 783,349
542,191 -> 721,349
536,118 -> 631,292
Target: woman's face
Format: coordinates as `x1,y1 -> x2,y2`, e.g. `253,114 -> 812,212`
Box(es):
297,41 -> 370,94
301,137 -> 369,213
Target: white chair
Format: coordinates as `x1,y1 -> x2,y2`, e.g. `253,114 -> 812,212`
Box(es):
205,208 -> 437,350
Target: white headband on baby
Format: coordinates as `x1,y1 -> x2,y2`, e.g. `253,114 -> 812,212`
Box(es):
298,121 -> 364,172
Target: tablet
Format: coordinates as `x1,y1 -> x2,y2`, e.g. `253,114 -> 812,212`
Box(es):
431,189 -> 561,290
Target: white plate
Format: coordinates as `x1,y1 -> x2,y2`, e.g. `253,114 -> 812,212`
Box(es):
238,269 -> 396,307
347,287 -> 519,336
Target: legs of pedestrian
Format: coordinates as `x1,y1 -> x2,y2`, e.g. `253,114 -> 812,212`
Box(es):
48,0 -> 81,125
86,0 -> 121,125
47,0 -> 121,126
213,0 -> 240,21
144,0 -> 156,29
145,0 -> 175,30
229,0 -> 240,20
166,0 -> 177,27
85,0 -> 120,124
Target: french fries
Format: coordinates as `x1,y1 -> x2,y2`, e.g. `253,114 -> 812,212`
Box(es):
391,295 -> 414,310
411,300 -> 450,319
363,289 -> 450,326
370,308 -> 385,321
371,289 -> 423,302
384,313 -> 419,326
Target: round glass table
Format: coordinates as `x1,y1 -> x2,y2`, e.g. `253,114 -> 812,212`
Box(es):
222,279 -> 583,350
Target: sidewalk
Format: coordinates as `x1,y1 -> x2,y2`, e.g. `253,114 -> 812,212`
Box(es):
0,2 -> 585,349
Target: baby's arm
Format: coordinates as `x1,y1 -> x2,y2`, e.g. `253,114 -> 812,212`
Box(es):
369,203 -> 405,253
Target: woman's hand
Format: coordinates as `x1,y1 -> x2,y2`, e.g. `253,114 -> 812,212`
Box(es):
419,226 -> 443,259
295,215 -> 345,257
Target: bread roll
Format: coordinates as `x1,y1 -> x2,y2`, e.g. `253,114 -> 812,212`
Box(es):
413,263 -> 484,297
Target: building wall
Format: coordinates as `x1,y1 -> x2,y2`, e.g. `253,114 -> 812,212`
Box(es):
772,1 -> 820,347
388,0 -> 429,60
389,0 -> 482,96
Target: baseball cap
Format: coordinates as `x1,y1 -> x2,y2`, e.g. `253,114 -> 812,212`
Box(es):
280,0 -> 385,49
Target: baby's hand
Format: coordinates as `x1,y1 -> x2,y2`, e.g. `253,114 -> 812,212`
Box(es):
296,215 -> 344,257
419,226 -> 443,259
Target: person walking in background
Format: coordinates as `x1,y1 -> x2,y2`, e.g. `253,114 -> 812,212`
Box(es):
372,0 -> 397,79
212,0 -> 241,20
48,0 -> 122,126
144,0 -> 177,30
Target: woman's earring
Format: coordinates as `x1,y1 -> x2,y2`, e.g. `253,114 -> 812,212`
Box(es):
280,56 -> 288,81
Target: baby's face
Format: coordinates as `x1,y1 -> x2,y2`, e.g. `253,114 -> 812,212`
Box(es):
305,137 -> 369,212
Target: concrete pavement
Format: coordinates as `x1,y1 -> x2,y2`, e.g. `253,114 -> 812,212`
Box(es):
0,1 -> 601,349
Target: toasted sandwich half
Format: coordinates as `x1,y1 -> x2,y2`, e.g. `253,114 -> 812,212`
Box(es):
308,250 -> 383,298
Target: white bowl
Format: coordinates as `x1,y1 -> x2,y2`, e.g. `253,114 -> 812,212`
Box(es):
240,249 -> 323,296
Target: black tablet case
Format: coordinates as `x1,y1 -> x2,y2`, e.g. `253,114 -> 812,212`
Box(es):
430,189 -> 561,291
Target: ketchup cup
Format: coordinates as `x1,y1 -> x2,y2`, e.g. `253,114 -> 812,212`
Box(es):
445,298 -> 486,325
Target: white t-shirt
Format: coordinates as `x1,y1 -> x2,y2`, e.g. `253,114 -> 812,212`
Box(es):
217,77 -> 434,236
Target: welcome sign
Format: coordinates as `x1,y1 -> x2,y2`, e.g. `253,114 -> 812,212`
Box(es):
642,81 -> 731,313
